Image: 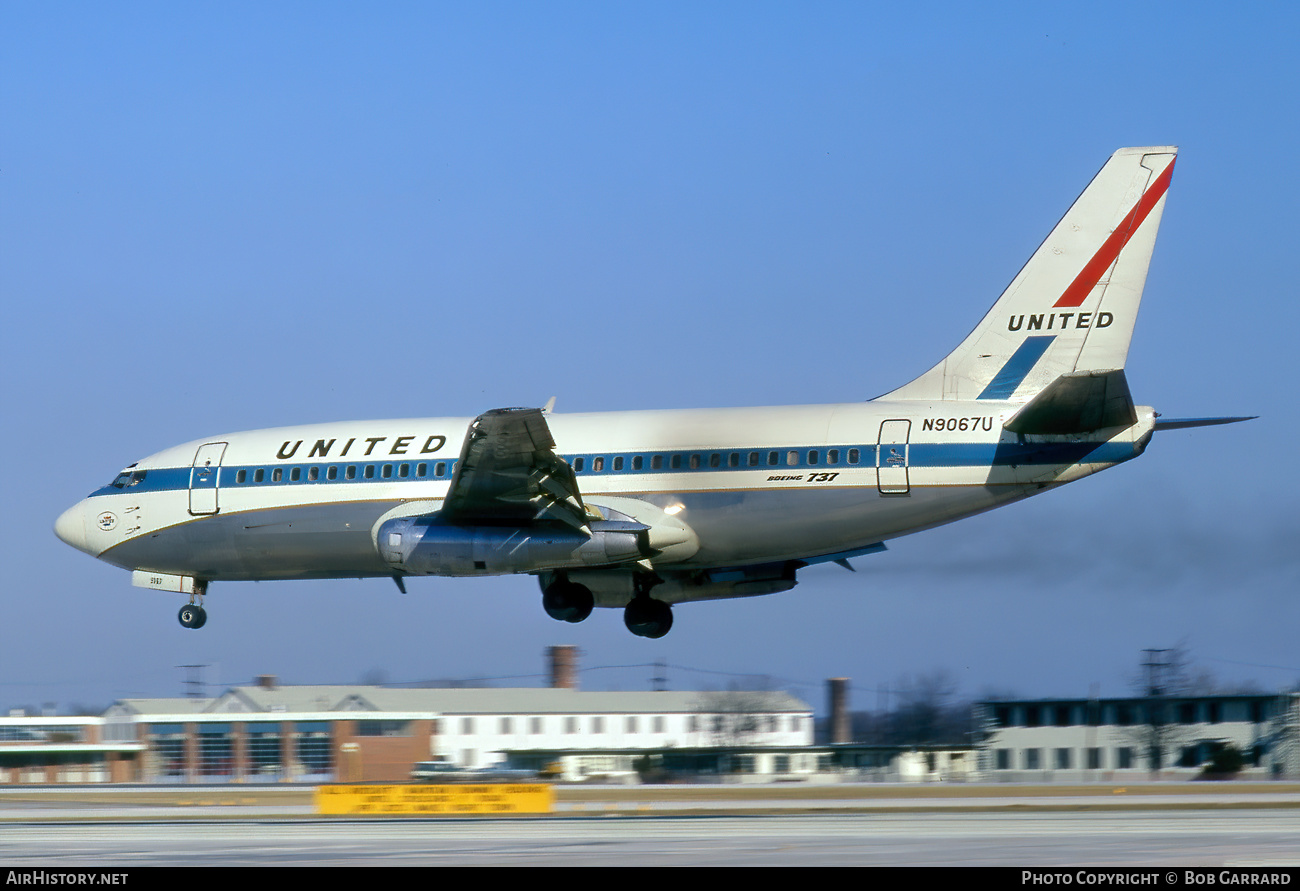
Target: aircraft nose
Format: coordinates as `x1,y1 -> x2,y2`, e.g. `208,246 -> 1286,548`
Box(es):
54,504 -> 89,553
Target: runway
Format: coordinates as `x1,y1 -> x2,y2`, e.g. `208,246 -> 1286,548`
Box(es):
1,810 -> 1298,866
1,784 -> 1299,866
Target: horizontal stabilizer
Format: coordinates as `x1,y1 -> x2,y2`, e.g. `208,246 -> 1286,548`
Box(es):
1004,369 -> 1136,435
1153,416 -> 1257,431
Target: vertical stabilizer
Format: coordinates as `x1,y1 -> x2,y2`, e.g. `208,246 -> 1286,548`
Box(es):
880,147 -> 1177,403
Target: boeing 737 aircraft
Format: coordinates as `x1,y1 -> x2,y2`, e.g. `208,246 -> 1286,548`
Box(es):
55,146 -> 1249,638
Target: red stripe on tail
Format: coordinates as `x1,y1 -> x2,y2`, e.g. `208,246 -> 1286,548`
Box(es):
1053,156 -> 1176,308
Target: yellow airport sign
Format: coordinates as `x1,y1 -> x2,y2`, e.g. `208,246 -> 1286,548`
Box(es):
316,783 -> 554,816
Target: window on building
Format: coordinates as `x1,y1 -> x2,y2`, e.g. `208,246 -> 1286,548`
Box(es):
1055,748 -> 1071,769
295,723 -> 332,777
1117,747 -> 1134,769
247,723 -> 282,779
653,716 -> 665,733
1087,748 -> 1102,770
461,717 -> 474,735
626,716 -> 638,733
995,749 -> 1011,770
529,717 -> 542,734
500,717 -> 512,734
1024,748 -> 1041,770
565,717 -> 578,733
357,721 -> 410,737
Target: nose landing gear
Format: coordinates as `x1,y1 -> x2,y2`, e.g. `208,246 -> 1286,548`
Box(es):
177,581 -> 209,629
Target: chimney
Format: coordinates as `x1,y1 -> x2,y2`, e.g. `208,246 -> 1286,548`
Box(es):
548,646 -> 578,690
828,678 -> 850,744
255,675 -> 278,691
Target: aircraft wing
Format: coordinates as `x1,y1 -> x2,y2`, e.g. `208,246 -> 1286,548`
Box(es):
440,407 -> 589,529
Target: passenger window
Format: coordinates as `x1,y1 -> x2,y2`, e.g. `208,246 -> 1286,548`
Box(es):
346,465 -> 356,480
710,454 -> 721,468
435,462 -> 446,476
748,452 -> 760,466
364,465 -> 375,479
613,457 -> 624,471
236,470 -> 247,484
416,463 -> 426,478
307,467 -> 319,481
398,463 -> 409,478
848,448 -> 860,464
787,451 -> 799,466
729,453 -> 740,467
573,457 -> 585,473
254,469 -> 265,483
768,451 -> 779,466
808,450 -> 819,466
327,466 -> 338,480
828,449 -> 839,465
382,464 -> 393,478
290,467 -> 301,482
632,455 -> 643,470
651,455 -> 662,470
272,468 -> 283,482
671,455 -> 682,470
593,457 -> 604,472
689,455 -> 700,469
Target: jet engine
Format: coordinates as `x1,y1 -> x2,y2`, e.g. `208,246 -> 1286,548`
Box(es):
377,514 -> 652,576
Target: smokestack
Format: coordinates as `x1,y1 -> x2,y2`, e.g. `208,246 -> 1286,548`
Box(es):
548,646 -> 578,690
255,675 -> 277,691
828,678 -> 850,744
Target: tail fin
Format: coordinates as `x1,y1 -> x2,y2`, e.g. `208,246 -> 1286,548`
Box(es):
880,146 -> 1178,403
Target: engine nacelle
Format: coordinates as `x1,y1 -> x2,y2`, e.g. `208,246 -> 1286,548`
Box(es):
377,515 -> 651,576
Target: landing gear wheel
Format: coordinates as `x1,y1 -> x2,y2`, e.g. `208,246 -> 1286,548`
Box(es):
178,604 -> 207,629
624,597 -> 673,638
543,579 -> 594,624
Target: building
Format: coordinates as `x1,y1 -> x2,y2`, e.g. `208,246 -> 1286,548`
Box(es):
99,681 -> 812,783
0,713 -> 144,784
975,692 -> 1300,781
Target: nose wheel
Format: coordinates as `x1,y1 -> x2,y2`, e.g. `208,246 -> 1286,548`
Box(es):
177,581 -> 209,629
178,603 -> 207,629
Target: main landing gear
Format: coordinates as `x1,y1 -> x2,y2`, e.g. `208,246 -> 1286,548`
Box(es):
542,573 -> 594,624
624,574 -> 672,639
178,581 -> 209,629
540,572 -> 675,637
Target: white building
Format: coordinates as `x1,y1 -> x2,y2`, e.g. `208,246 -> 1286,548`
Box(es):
975,693 -> 1299,781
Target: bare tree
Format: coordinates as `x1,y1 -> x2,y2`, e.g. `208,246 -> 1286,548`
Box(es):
692,686 -> 785,748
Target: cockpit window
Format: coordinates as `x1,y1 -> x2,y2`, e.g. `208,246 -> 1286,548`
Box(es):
109,466 -> 145,489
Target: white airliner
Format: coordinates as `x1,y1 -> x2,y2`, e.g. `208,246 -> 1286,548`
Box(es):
55,146 -> 1250,638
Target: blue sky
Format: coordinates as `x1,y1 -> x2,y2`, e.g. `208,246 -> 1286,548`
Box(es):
3,2 -> 1298,714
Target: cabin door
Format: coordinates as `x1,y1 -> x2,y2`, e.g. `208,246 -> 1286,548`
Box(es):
876,420 -> 911,495
189,442 -> 228,516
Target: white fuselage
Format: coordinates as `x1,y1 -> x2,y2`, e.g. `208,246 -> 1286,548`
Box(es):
54,400 -> 1155,584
